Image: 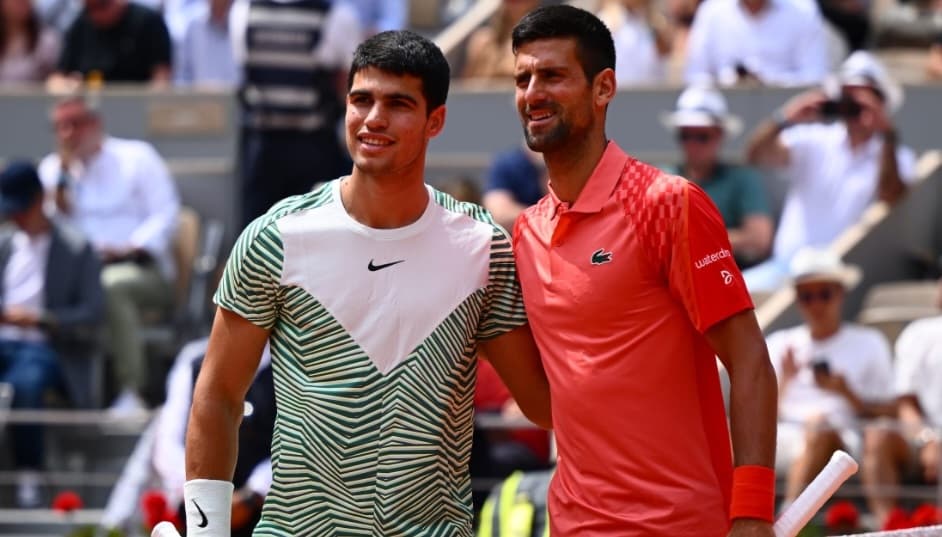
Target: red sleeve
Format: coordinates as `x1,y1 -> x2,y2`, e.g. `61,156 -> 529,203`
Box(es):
667,180 -> 753,333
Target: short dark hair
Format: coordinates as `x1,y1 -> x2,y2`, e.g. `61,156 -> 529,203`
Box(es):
348,30 -> 451,113
511,5 -> 616,83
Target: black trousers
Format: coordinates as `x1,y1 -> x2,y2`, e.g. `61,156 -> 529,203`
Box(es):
239,127 -> 351,230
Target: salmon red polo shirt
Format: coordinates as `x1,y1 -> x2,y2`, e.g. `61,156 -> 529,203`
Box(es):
512,142 -> 754,536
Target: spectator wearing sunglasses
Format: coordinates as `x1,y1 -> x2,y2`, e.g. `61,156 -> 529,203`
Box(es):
743,52 -> 917,292
661,85 -> 772,268
765,247 -> 895,509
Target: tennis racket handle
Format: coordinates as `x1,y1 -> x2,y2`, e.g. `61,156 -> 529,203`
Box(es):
151,521 -> 182,537
773,450 -> 859,537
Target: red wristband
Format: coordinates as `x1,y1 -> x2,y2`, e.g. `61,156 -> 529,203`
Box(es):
730,465 -> 776,523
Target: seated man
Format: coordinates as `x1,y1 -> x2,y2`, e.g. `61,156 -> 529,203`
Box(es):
766,248 -> 895,506
862,278 -> 942,528
0,161 -> 104,507
661,85 -> 773,267
482,143 -> 546,232
38,93 -> 181,413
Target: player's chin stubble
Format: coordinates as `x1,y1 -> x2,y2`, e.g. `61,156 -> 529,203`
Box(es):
523,121 -> 570,153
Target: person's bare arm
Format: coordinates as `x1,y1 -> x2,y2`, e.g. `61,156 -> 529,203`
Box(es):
708,309 -> 777,467
726,214 -> 773,261
151,64 -> 172,86
478,324 -> 552,429
482,190 -> 527,233
850,89 -> 907,204
707,310 -> 777,537
745,89 -> 827,168
186,307 -> 269,481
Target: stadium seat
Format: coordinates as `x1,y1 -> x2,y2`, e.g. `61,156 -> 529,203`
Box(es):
856,280 -> 940,346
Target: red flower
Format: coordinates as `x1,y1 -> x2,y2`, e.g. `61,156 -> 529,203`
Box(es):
141,490 -> 170,529
910,503 -> 942,527
883,507 -> 914,530
51,491 -> 83,513
824,500 -> 859,530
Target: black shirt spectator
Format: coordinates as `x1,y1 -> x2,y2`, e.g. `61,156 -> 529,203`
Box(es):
55,0 -> 171,83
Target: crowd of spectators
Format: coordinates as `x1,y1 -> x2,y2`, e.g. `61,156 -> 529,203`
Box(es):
0,0 -> 938,532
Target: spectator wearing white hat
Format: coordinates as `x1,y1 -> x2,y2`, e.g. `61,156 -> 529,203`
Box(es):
766,247 -> 895,507
862,277 -> 942,528
743,51 -> 917,292
683,0 -> 829,86
661,85 -> 773,266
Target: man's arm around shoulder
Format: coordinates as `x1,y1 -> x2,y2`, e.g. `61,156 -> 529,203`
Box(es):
479,324 -> 552,430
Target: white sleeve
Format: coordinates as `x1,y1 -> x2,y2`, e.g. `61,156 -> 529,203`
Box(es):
893,321 -> 924,397
895,144 -> 918,185
863,331 -> 895,401
318,3 -> 363,68
765,331 -> 787,377
128,144 -> 180,256
682,5 -> 714,84
764,12 -> 828,86
37,153 -> 62,192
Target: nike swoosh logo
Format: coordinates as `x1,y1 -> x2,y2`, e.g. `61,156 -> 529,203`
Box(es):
192,499 -> 208,528
368,259 -> 405,271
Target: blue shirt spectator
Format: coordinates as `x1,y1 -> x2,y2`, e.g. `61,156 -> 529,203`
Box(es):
483,145 -> 545,232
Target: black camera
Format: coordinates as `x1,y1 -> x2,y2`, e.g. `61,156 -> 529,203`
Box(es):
812,359 -> 831,376
820,97 -> 862,120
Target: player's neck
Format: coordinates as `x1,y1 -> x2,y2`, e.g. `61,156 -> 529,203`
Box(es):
341,171 -> 429,229
543,134 -> 608,203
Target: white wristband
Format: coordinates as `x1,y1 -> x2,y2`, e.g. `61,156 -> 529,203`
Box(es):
183,479 -> 234,536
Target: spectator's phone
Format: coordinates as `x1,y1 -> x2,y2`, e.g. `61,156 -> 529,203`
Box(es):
812,360 -> 831,376
820,98 -> 862,120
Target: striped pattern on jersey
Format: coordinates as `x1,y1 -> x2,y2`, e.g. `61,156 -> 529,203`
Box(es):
215,182 -> 526,536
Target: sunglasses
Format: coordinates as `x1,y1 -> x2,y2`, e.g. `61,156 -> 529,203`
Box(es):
676,131 -> 715,144
797,287 -> 838,304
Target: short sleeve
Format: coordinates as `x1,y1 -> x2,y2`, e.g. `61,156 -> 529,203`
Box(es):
893,320 -> 926,397
896,144 -> 918,185
779,124 -> 824,180
213,218 -> 284,329
861,331 -> 894,401
477,226 -> 527,340
735,166 -> 771,217
665,180 -> 754,333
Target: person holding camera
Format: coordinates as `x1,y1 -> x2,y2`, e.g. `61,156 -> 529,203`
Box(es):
766,248 -> 896,510
743,51 -> 917,292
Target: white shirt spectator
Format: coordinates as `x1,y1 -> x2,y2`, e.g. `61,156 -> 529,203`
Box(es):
894,316 -> 942,427
228,0 -> 361,71
607,6 -> 665,86
684,0 -> 830,86
176,10 -> 239,86
773,123 -> 917,263
346,0 -> 406,34
37,137 -> 181,280
0,231 -> 51,343
767,323 -> 894,430
154,338 -> 272,508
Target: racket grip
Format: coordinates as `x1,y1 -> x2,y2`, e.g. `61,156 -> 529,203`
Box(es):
151,521 -> 183,537
773,450 -> 859,537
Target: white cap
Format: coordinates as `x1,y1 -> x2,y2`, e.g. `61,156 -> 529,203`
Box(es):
789,248 -> 862,289
660,85 -> 743,137
837,51 -> 904,113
